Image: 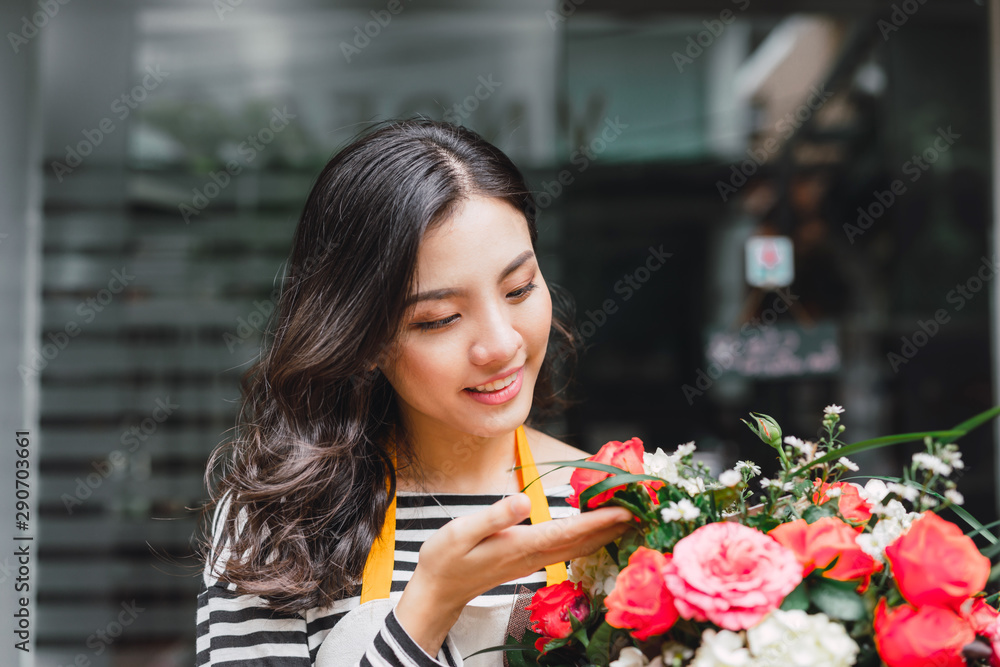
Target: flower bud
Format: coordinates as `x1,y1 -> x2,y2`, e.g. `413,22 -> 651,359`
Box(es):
741,412 -> 783,447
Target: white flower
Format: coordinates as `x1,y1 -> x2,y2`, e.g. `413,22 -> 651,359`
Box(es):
824,486 -> 842,498
610,647 -> 649,667
886,482 -> 920,503
784,436 -> 808,450
736,461 -> 761,477
677,441 -> 697,457
679,476 -> 707,496
661,642 -> 695,664
719,469 -> 743,487
837,457 -> 859,472
945,489 -> 965,505
938,448 -> 965,469
856,501 -> 921,562
824,404 -> 845,415
692,629 -> 752,667
661,498 -> 701,523
644,447 -> 682,483
912,452 -> 952,476
760,478 -> 795,492
568,544 -> 620,598
746,609 -> 859,667
858,479 -> 889,505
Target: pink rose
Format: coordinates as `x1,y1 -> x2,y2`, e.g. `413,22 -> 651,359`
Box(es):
662,522 -> 803,631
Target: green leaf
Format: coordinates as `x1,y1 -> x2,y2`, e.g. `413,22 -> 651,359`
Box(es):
809,578 -> 866,621
803,503 -> 838,523
946,405 -> 1000,440
780,580 -> 810,611
579,474 -> 664,510
604,541 -> 619,564
462,638 -> 537,661
789,430 -> 964,476
585,622 -> 614,667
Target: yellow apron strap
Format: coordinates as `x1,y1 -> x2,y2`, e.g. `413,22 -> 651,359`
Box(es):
360,424 -> 566,602
515,425 -> 568,587
360,449 -> 396,604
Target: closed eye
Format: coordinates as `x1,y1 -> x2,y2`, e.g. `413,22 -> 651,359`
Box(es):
414,281 -> 540,331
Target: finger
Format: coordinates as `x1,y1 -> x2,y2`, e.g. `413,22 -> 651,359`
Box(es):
452,493 -> 532,547
520,507 -> 632,558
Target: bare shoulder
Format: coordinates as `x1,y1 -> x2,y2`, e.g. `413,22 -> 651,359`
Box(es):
523,426 -> 590,488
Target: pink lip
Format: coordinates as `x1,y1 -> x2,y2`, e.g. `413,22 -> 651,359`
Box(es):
467,365 -> 523,388
463,368 -> 523,405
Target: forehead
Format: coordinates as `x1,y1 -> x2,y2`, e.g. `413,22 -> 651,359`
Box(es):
413,197 -> 533,284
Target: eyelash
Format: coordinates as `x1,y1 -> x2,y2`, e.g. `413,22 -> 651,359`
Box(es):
415,281 -> 540,331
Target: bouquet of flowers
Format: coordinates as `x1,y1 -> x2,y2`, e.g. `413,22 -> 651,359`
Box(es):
491,404 -> 1000,667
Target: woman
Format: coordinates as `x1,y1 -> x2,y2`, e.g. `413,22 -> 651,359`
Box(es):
195,119 -> 633,667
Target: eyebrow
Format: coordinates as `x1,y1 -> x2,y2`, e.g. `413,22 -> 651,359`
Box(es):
405,249 -> 536,307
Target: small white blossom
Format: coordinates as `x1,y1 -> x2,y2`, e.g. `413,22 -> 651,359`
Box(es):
679,476 -> 707,496
736,461 -> 762,476
837,457 -> 859,472
938,448 -> 965,469
760,478 -> 795,492
746,609 -> 859,667
945,489 -> 965,505
857,501 -> 920,562
661,642 -> 695,664
886,482 -> 920,503
912,452 -> 952,476
568,544 -> 620,598
644,448 -> 682,484
610,647 -> 649,667
718,469 -> 742,487
824,486 -> 842,498
922,495 -> 939,508
784,436 -> 808,451
676,441 -> 697,457
692,629 -> 751,667
859,479 -> 889,505
824,404 -> 845,415
661,498 -> 701,523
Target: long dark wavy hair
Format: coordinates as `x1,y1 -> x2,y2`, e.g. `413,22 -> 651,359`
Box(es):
195,118 -> 583,613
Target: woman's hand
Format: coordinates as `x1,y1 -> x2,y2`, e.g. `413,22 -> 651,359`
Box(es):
394,493 -> 634,656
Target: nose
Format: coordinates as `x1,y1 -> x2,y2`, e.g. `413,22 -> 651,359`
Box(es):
468,303 -> 523,367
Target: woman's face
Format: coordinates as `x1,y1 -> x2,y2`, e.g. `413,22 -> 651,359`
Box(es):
379,195 -> 553,441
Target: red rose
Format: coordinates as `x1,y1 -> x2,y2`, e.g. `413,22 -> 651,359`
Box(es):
525,580 -> 591,653
875,599 -> 975,667
962,596 -> 1000,635
605,546 -> 679,640
769,517 -> 883,591
567,437 -> 661,510
812,480 -> 873,525
886,511 -> 990,610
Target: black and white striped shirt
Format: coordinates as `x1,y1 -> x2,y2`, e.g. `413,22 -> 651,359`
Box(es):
196,486 -> 578,667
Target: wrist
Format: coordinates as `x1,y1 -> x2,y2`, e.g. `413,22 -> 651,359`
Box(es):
395,572 -> 464,656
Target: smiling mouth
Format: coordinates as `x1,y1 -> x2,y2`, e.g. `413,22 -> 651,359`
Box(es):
466,369 -> 520,393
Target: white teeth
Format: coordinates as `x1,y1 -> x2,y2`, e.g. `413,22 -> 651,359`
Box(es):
469,370 -> 518,393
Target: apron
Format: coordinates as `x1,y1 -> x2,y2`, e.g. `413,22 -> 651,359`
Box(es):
315,425 -> 567,667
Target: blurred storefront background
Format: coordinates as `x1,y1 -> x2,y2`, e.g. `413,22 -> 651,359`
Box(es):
1,0 -> 999,665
